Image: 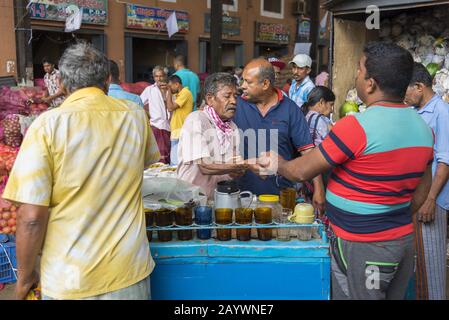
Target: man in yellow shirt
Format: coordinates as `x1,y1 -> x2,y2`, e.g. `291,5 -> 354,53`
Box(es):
3,43 -> 160,300
165,75 -> 194,166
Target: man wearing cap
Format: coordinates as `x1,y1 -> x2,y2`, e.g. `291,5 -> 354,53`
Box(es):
289,54 -> 315,108
268,57 -> 286,83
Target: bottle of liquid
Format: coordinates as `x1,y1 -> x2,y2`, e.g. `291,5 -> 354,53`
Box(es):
256,195 -> 281,241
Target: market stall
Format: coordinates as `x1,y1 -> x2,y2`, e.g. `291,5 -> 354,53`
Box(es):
142,167 -> 331,300
0,85 -> 50,286
324,0 -> 449,118
149,237 -> 330,300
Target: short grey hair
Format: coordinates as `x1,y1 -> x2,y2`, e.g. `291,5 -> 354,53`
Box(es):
59,42 -> 109,93
258,64 -> 276,86
152,65 -> 166,77
204,72 -> 237,97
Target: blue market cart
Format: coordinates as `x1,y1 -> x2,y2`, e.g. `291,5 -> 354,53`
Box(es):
148,223 -> 331,300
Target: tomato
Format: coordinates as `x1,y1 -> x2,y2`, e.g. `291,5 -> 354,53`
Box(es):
7,218 -> 15,227
11,226 -> 16,233
2,212 -> 11,220
11,211 -> 16,219
0,219 -> 7,227
0,199 -> 11,211
2,226 -> 11,234
10,205 -> 16,212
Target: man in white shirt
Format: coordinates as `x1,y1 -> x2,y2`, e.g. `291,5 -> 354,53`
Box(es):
141,66 -> 171,164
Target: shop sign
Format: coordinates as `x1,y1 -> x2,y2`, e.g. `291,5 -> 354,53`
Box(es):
29,0 -> 108,25
298,17 -> 311,42
255,22 -> 289,44
205,13 -> 240,36
126,4 -> 189,33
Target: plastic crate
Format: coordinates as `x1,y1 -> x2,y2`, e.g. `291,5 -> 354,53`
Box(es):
0,234 -> 17,284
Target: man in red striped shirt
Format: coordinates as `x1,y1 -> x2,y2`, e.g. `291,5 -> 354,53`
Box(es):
259,42 -> 434,300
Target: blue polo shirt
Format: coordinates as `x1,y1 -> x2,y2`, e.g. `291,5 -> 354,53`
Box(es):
417,94 -> 449,210
108,84 -> 144,107
234,89 -> 314,195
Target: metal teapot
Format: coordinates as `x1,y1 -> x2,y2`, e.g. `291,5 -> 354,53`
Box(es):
214,180 -> 253,210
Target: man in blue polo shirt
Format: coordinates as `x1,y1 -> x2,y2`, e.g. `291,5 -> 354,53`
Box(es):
234,58 -> 325,212
289,54 -> 315,108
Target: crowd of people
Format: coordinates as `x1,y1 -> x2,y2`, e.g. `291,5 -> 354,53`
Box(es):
3,40 -> 448,300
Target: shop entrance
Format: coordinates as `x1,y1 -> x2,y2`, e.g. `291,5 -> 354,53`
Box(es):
254,44 -> 288,58
32,29 -> 106,80
125,34 -> 187,83
199,40 -> 244,74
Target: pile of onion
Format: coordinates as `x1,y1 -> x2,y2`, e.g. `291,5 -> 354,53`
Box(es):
2,115 -> 22,148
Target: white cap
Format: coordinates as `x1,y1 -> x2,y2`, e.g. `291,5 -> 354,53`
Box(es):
289,54 -> 312,68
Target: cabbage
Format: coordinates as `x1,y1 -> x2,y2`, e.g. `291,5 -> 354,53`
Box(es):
432,55 -> 445,67
412,52 -> 423,63
430,22 -> 446,36
418,35 -> 435,47
392,24 -> 403,37
379,22 -> 391,38
393,13 -> 408,26
435,41 -> 449,56
433,68 -> 449,97
420,20 -> 432,31
409,25 -> 423,35
379,10 -> 449,97
339,101 -> 359,118
433,9 -> 446,20
426,63 -> 440,78
346,88 -> 364,105
423,53 -> 435,66
396,35 -> 415,50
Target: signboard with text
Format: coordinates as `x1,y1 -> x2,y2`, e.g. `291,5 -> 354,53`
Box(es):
255,22 -> 289,44
205,13 -> 240,36
126,4 -> 189,33
298,17 -> 311,42
29,0 -> 108,25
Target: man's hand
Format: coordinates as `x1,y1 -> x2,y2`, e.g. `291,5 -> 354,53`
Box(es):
158,82 -> 168,96
165,90 -> 172,102
258,151 -> 284,176
15,269 -> 39,300
229,169 -> 246,179
417,198 -> 436,223
312,187 -> 326,216
14,204 -> 49,300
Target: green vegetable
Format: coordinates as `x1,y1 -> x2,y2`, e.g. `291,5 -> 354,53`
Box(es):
426,63 -> 440,78
339,101 -> 359,118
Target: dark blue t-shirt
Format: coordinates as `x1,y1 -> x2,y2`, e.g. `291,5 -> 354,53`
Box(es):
233,90 -> 313,195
